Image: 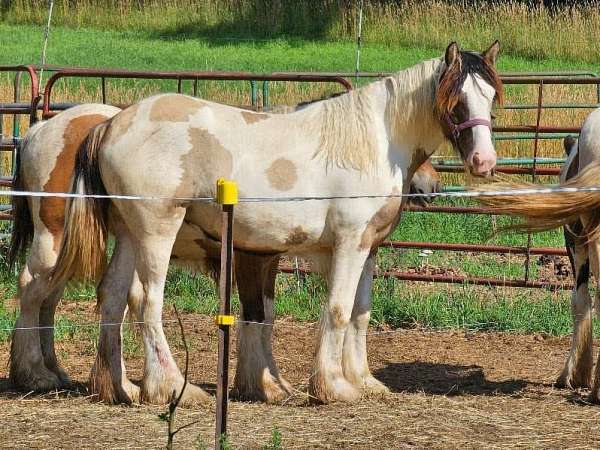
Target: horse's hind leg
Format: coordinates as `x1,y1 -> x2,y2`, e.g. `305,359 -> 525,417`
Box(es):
342,250 -> 388,395
90,216 -> 141,404
131,223 -> 209,405
557,222 -> 593,389
233,252 -> 292,403
10,234 -> 62,391
39,286 -> 70,386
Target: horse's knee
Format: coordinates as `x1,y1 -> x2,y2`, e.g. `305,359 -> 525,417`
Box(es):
328,304 -> 351,329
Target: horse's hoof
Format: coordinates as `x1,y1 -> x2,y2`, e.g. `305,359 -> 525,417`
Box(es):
54,367 -> 72,388
233,372 -> 294,404
556,368 -> 592,390
310,374 -> 362,404
587,387 -> 600,404
176,383 -> 211,406
363,376 -> 389,395
122,379 -> 141,404
11,368 -> 62,392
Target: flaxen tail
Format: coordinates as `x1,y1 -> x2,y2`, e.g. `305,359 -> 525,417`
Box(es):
50,121 -> 111,290
8,140 -> 34,269
478,162 -> 600,241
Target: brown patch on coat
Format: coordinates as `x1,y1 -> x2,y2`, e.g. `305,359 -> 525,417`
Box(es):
39,114 -> 110,252
105,104 -> 138,144
358,187 -> 402,251
241,111 -> 269,124
265,158 -> 297,191
175,127 -> 234,197
149,95 -> 204,123
285,226 -> 308,246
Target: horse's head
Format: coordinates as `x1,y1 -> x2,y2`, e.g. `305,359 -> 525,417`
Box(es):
408,159 -> 442,206
436,41 -> 503,177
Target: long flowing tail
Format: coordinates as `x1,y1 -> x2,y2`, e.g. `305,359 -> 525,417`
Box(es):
478,162 -> 600,241
8,139 -> 34,269
50,121 -> 111,290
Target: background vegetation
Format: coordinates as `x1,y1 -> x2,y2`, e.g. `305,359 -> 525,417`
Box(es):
4,0 -> 600,64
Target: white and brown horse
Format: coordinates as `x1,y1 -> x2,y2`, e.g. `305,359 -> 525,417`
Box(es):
50,41 -> 502,404
7,104 -> 441,401
481,108 -> 600,403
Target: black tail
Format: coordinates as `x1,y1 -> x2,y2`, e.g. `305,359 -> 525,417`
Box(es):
8,142 -> 33,269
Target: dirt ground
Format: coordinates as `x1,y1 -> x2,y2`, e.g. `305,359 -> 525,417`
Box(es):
1,302 -> 600,449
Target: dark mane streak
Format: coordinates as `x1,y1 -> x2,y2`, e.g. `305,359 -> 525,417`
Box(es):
436,51 -> 504,116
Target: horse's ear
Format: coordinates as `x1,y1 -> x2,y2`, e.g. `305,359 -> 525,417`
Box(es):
563,135 -> 577,156
482,40 -> 500,66
445,42 -> 460,68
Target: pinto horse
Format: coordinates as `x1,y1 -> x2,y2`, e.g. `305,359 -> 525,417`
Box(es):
49,41 -> 502,404
8,106 -> 441,401
480,108 -> 600,404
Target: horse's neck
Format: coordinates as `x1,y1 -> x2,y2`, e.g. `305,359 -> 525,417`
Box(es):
385,60 -> 446,165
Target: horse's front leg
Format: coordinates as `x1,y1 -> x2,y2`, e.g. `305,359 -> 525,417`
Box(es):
310,243 -> 370,403
342,249 -> 389,395
233,252 -> 293,403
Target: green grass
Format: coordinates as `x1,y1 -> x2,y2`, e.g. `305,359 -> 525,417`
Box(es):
5,1 -> 600,65
2,22 -> 600,80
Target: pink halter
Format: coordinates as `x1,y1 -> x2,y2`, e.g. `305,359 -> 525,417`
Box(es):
444,114 -> 492,143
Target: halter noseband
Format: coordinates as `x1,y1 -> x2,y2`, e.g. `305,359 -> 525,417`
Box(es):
444,114 -> 492,144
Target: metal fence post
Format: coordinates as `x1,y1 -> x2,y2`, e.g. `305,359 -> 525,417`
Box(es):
215,178 -> 237,449
524,81 -> 544,282
250,80 -> 257,109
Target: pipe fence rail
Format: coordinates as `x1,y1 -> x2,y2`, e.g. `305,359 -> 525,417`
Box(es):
1,66 -> 599,293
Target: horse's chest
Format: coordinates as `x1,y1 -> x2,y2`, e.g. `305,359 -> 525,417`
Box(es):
358,196 -> 403,250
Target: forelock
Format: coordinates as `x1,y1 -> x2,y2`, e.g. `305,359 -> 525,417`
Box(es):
436,50 -> 503,116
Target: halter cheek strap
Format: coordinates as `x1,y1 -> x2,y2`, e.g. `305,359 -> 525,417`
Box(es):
444,114 -> 492,143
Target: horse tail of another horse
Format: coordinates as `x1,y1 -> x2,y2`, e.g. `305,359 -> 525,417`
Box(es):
51,121 -> 111,289
479,162 -> 600,241
8,138 -> 34,270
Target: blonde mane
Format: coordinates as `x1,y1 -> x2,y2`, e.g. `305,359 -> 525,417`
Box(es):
312,57 -> 444,172
387,58 -> 445,150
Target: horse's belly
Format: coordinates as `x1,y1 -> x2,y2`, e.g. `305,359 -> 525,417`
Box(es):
184,201 -> 330,253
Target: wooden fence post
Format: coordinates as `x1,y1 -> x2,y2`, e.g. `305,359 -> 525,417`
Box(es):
215,178 -> 237,449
